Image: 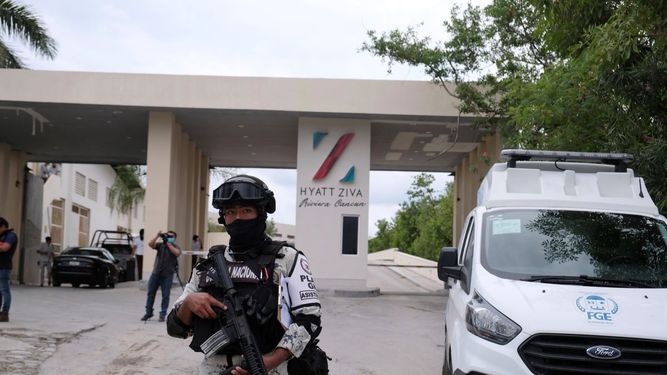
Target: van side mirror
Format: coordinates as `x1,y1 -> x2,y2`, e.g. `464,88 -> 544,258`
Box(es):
438,247 -> 462,281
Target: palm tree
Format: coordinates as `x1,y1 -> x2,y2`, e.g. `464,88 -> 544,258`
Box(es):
1,0 -> 57,68
108,165 -> 145,231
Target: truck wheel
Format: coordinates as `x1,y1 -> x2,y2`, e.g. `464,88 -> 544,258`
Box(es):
443,330 -> 453,375
443,346 -> 453,375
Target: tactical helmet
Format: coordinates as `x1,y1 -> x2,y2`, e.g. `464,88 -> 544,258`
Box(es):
212,174 -> 276,213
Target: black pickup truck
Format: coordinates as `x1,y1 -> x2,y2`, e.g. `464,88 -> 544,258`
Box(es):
90,230 -> 136,282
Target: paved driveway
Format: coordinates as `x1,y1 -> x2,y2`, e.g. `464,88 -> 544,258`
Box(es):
1,279 -> 446,375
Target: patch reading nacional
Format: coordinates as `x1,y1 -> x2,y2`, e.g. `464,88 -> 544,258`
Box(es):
288,253 -> 321,308
227,262 -> 259,283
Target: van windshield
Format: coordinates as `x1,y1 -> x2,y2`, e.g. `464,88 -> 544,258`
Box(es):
482,210 -> 667,288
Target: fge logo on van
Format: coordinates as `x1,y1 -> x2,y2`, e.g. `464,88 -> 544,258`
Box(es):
576,295 -> 619,322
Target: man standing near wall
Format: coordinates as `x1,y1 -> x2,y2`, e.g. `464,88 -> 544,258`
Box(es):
0,217 -> 18,322
37,236 -> 54,287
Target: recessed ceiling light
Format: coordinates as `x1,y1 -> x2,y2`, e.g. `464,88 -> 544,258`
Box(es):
243,135 -> 248,139
247,144 -> 253,147
106,120 -> 112,124
127,136 -> 133,140
112,110 -> 123,115
75,116 -> 83,120
251,152 -> 257,156
237,124 -> 245,128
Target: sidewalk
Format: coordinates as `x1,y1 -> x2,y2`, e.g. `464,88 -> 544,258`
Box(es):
367,248 -> 446,295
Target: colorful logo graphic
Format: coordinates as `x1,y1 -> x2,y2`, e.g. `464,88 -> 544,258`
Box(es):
576,295 -> 619,322
312,132 -> 355,183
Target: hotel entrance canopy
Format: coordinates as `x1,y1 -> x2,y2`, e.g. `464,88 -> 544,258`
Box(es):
0,69 -> 489,171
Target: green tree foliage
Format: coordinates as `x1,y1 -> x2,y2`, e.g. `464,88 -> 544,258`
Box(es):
0,0 -> 56,68
369,173 -> 454,261
108,165 -> 145,217
266,218 -> 278,237
363,0 -> 667,212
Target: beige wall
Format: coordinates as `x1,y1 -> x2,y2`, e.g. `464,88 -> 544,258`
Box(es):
0,143 -> 27,278
143,112 -> 209,281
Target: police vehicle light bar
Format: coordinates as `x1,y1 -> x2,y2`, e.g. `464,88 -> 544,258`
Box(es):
501,149 -> 634,172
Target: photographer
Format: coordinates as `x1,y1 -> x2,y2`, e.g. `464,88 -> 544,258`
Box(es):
142,230 -> 181,322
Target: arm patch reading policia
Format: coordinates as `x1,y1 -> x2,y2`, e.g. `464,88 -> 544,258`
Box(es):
287,252 -> 321,311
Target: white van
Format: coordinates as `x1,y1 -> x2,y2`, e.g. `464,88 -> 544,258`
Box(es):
438,149 -> 667,375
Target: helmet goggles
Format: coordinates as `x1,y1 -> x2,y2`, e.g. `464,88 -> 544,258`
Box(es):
212,180 -> 265,209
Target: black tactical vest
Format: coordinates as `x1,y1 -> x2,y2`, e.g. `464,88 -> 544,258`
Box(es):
189,241 -> 286,355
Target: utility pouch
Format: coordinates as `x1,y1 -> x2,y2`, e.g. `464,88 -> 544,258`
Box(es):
287,340 -> 330,375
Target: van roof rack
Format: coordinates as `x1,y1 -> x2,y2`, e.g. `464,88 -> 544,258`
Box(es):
501,149 -> 634,172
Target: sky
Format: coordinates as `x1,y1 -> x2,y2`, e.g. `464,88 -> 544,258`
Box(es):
11,0 -> 483,235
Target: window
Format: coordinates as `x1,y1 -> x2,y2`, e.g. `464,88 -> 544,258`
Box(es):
72,203 -> 90,246
49,199 -> 65,252
75,172 -> 86,196
342,215 -> 359,255
287,235 -> 295,240
106,187 -> 112,208
88,179 -> 98,202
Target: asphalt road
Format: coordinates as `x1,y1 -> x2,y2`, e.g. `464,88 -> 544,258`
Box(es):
2,280 -> 446,375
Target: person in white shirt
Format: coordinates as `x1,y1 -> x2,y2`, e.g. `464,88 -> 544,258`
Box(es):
36,236 -> 54,287
132,229 -> 145,281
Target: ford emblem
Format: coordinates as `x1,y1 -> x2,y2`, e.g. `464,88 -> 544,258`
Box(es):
586,345 -> 621,360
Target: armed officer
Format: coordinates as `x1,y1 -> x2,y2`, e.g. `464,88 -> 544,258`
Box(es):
166,175 -> 324,375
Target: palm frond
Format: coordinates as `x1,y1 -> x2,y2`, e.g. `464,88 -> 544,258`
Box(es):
108,165 -> 145,215
0,0 -> 57,64
0,38 -> 22,68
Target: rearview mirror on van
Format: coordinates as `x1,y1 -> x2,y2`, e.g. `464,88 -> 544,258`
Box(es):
438,247 -> 462,281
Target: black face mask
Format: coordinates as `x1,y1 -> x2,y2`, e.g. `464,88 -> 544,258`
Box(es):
225,218 -> 266,253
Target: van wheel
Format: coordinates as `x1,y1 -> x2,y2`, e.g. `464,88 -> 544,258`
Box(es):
443,330 -> 453,375
443,346 -> 453,375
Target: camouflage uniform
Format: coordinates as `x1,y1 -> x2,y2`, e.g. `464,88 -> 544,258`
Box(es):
172,244 -> 322,375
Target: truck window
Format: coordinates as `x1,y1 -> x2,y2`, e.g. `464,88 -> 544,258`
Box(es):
481,209 -> 667,288
459,216 -> 474,264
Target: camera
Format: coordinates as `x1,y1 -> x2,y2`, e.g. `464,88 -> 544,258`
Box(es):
160,233 -> 171,242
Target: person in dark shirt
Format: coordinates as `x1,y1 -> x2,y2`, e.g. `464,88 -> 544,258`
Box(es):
0,217 -> 18,322
142,230 -> 181,322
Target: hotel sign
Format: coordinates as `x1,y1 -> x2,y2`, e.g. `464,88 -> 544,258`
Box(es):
298,131 -> 366,209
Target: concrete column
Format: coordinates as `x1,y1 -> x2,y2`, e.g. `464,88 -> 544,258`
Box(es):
197,154 -> 209,249
144,112 -> 209,281
0,143 -> 27,278
296,117 -> 370,290
452,131 -> 503,245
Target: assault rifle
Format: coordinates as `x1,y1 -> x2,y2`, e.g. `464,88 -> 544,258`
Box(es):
199,250 -> 268,375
